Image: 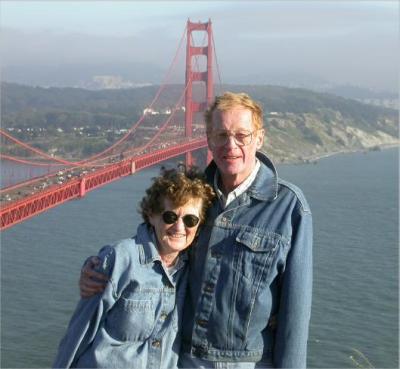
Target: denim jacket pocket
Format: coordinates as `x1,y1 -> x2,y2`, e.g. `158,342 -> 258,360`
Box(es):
105,294 -> 155,342
234,229 -> 279,282
228,230 -> 281,345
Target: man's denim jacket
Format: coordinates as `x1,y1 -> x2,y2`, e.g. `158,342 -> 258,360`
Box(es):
181,152 -> 313,368
53,223 -> 188,369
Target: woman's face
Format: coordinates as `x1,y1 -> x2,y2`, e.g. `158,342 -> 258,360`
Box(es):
149,197 -> 203,260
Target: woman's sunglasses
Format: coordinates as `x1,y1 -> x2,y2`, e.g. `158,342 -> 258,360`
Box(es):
162,211 -> 200,228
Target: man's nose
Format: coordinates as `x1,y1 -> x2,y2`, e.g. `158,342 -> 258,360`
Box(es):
225,134 -> 238,148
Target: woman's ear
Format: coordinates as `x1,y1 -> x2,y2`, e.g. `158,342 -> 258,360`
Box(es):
148,212 -> 156,227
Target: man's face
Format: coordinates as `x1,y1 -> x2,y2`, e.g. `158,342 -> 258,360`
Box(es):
207,107 -> 264,190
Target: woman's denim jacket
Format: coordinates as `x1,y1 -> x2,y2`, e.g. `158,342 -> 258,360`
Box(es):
53,223 -> 188,369
181,152 -> 313,368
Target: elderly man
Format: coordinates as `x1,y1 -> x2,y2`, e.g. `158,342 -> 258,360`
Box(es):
79,92 -> 313,368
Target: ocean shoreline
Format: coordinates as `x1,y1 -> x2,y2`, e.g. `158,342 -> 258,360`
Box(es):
275,142 -> 399,166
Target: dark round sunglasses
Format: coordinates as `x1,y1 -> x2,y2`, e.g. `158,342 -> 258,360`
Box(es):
162,211 -> 200,228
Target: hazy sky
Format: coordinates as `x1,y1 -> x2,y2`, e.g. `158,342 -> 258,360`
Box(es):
1,1 -> 398,91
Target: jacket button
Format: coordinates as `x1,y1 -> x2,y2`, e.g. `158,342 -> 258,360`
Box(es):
193,345 -> 207,356
196,319 -> 208,328
152,340 -> 161,348
160,312 -> 168,320
204,283 -> 214,293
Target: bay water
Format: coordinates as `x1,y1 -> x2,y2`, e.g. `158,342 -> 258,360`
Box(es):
1,148 -> 398,368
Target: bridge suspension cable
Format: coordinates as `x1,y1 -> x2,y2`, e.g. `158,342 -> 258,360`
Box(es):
123,27 -> 208,154
0,154 -> 64,167
0,129 -> 76,166
1,19 -> 216,230
74,23 -> 189,165
1,24 -> 188,168
141,74 -> 192,151
212,31 -> 223,87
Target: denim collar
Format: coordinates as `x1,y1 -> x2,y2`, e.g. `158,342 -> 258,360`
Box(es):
136,223 -> 162,265
205,151 -> 278,202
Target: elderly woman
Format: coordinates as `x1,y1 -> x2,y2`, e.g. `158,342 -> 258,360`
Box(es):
53,166 -> 215,369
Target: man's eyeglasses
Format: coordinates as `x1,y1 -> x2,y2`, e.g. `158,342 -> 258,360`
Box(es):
209,130 -> 256,147
162,211 -> 200,228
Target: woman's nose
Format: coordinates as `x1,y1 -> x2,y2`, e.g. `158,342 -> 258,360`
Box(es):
172,217 -> 186,231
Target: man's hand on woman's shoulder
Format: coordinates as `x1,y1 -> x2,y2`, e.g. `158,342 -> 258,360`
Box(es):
79,256 -> 109,298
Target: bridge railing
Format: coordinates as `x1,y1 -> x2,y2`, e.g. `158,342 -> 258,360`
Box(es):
1,138 -> 208,230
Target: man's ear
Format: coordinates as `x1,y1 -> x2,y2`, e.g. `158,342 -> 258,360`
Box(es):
256,129 -> 265,149
206,131 -> 213,149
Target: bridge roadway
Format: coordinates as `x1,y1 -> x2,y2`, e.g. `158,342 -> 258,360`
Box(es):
0,137 -> 207,230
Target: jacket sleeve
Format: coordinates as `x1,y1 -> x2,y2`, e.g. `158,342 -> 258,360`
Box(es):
274,205 -> 313,368
52,245 -> 118,368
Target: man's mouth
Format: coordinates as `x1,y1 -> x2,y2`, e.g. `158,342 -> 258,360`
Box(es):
224,155 -> 241,160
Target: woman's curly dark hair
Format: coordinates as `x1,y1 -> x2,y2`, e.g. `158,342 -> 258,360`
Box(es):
139,164 -> 215,225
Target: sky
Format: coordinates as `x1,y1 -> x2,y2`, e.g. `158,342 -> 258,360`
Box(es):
1,1 -> 398,91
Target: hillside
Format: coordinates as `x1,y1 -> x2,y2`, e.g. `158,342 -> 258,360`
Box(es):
217,85 -> 399,162
1,82 -> 398,163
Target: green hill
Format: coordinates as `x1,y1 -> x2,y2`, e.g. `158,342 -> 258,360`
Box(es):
1,82 -> 398,163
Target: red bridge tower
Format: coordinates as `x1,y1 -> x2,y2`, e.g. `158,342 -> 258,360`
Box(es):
185,19 -> 214,166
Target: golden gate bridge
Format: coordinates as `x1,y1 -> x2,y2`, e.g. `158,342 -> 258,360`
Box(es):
0,20 -> 220,230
